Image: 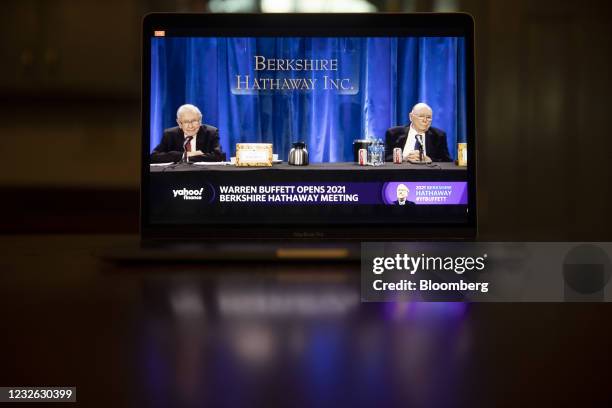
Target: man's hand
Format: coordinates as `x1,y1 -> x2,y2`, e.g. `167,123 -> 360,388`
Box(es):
406,150 -> 432,163
406,150 -> 420,161
187,150 -> 204,157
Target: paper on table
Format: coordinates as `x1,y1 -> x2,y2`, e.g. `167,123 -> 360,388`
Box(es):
193,161 -> 232,166
150,162 -> 174,166
230,157 -> 281,164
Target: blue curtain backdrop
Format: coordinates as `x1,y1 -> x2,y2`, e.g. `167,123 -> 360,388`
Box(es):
150,37 -> 466,161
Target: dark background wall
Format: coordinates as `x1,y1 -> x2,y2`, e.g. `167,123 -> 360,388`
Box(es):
1,0 -> 610,239
464,0 -> 612,240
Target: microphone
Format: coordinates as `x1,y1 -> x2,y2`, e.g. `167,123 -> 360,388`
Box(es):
415,134 -> 424,162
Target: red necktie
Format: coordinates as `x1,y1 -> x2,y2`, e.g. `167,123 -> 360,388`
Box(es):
184,136 -> 193,152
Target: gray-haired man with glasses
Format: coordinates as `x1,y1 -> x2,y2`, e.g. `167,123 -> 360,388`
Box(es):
150,104 -> 224,163
385,102 -> 451,163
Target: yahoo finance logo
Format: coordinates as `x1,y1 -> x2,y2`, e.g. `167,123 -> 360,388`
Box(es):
172,187 -> 204,200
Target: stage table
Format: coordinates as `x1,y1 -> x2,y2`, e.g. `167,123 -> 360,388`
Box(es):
150,161 -> 467,182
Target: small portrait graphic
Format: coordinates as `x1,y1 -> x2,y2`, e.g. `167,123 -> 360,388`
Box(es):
393,183 -> 416,206
150,104 -> 224,163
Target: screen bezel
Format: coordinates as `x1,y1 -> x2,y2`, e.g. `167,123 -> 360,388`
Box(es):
141,13 -> 477,240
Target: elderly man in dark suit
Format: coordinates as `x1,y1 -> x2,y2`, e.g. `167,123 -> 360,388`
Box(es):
392,183 -> 416,206
385,103 -> 452,163
150,104 -> 224,163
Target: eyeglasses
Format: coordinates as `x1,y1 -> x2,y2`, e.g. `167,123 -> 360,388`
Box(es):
179,119 -> 201,127
414,114 -> 432,121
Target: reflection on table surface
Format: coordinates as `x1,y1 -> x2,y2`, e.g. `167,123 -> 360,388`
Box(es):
0,235 -> 610,407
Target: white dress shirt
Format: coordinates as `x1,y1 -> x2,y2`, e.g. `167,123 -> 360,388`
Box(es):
402,125 -> 427,160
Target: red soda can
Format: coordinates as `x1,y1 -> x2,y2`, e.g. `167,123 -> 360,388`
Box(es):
393,148 -> 402,164
358,148 -> 367,165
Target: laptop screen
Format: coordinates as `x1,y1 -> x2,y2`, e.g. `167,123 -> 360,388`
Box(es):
142,14 -> 476,239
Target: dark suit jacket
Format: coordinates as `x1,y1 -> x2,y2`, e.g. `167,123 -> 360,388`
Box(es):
150,125 -> 223,163
392,200 -> 416,207
385,126 -> 452,162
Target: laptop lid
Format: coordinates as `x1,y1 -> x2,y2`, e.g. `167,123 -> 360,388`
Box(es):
141,13 -> 476,240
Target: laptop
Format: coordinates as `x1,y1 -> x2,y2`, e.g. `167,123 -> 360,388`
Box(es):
103,12 -> 476,262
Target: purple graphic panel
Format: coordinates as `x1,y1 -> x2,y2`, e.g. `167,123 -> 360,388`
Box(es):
382,182 -> 468,205
213,181 -> 467,205
217,182 -> 384,205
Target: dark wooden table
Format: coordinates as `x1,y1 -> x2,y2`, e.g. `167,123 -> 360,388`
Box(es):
1,235 -> 610,407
